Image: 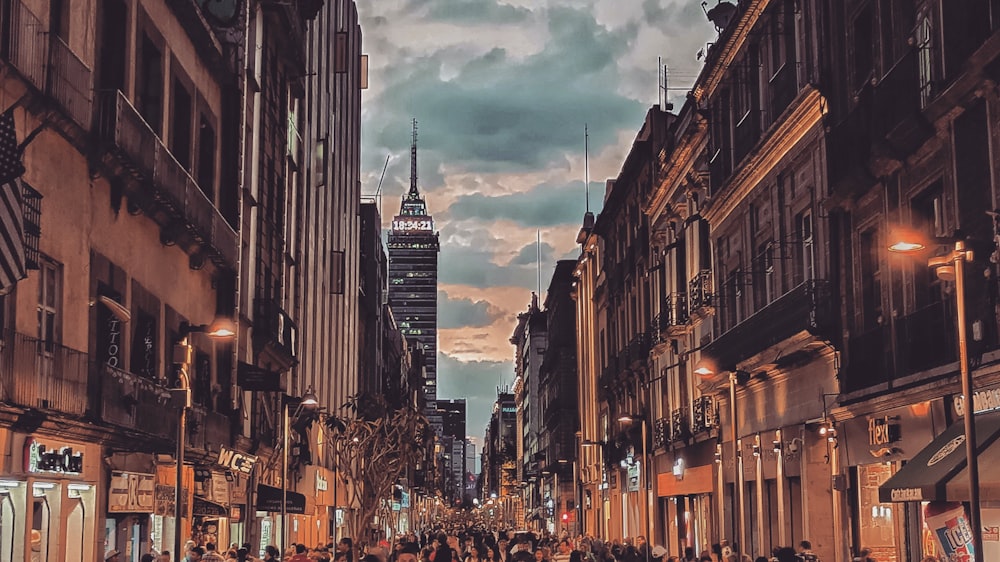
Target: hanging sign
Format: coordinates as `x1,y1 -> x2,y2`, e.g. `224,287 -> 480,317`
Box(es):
217,446 -> 258,474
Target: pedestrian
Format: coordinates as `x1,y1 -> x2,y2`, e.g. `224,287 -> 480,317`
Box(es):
683,548 -> 696,562
794,542 -> 818,562
264,546 -> 281,562
141,554 -> 156,562
203,543 -> 227,562
855,548 -> 875,562
773,548 -> 796,562
158,551 -> 171,562
105,551 -> 121,562
289,545 -> 312,562
919,556 -> 938,562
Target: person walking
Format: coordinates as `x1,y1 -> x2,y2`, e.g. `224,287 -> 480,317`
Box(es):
794,542 -> 818,562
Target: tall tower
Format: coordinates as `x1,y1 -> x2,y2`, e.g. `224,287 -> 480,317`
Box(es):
388,120 -> 440,409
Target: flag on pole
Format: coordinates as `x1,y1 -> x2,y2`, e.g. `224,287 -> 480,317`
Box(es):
0,108 -> 27,294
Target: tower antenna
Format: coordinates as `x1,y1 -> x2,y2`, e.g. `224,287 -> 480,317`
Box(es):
585,124 -> 590,213
409,119 -> 418,196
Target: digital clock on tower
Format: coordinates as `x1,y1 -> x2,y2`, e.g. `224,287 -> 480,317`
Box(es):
392,219 -> 433,231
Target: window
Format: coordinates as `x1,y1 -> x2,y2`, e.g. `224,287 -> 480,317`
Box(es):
137,31 -> 163,134
851,3 -> 875,92
21,182 -> 41,270
859,228 -> 882,330
37,257 -> 61,353
49,0 -> 70,42
97,0 -> 127,91
197,114 -> 216,198
911,183 -> 945,309
916,15 -> 934,107
171,78 -> 192,169
795,209 -> 814,284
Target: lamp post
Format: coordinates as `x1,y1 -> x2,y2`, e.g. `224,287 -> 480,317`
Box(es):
889,235 -> 983,562
282,388 -> 319,554
618,415 -> 650,562
172,318 -> 236,562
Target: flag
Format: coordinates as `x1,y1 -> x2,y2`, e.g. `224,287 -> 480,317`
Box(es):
0,108 -> 27,293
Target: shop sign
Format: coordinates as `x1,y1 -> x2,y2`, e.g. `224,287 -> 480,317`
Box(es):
192,497 -> 228,517
890,488 -> 923,502
217,447 -> 258,475
316,472 -> 328,492
230,505 -> 244,523
109,472 -> 155,513
154,484 -> 189,516
626,463 -> 640,492
868,416 -> 902,457
953,387 -> 1000,417
23,437 -> 84,475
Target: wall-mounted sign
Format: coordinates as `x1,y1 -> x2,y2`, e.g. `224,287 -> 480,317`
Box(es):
109,472 -> 155,513
627,463 -> 640,492
954,387 -> 1000,417
316,472 -> 328,492
192,497 -> 228,517
23,438 -> 84,475
868,416 -> 902,456
217,446 -> 258,475
154,484 -> 189,516
237,362 -> 282,392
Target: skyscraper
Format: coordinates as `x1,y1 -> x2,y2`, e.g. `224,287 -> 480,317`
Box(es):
388,121 -> 440,408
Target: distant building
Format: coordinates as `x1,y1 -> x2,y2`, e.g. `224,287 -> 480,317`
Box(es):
387,123 -> 440,408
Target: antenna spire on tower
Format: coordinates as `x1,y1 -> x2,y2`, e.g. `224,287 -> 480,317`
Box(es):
409,118 -> 419,197
585,124 -> 590,213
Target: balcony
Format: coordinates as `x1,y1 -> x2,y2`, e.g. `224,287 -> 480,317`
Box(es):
689,270 -> 714,315
46,36 -> 93,131
653,417 -> 670,450
733,110 -> 760,166
828,85 -> 876,202
99,364 -> 175,440
702,280 -> 831,371
769,63 -> 797,123
691,395 -> 719,434
873,49 -> 932,159
841,325 -> 892,393
95,90 -> 238,269
663,292 -> 689,335
626,332 -> 651,366
253,298 -> 298,371
2,0 -> 46,90
670,407 -> 690,444
894,300 -> 956,378
188,405 -> 234,450
0,332 -> 88,416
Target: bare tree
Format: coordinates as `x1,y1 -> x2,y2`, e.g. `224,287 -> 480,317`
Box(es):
324,393 -> 431,549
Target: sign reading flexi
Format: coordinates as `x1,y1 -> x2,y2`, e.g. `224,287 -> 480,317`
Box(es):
217,446 -> 258,475
23,437 -> 84,475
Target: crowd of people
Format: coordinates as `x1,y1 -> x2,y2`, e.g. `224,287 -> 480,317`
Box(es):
102,527 -> 946,562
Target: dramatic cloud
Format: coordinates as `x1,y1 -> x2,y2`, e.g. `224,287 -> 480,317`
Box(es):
438,291 -> 502,329
358,1 -> 718,445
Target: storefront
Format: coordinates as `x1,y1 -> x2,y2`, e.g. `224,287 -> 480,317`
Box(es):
255,483 -> 306,553
840,400 -> 947,562
149,461 -> 194,556
657,441 -> 716,557
107,468 -> 156,562
0,429 -> 101,562
192,469 -> 232,548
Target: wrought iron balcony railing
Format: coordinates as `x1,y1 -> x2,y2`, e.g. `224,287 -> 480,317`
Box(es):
670,407 -> 690,444
689,270 -> 714,312
666,292 -> 689,327
653,417 -> 670,450
691,395 -> 719,434
100,364 -> 175,439
0,332 -> 88,416
253,298 -> 298,369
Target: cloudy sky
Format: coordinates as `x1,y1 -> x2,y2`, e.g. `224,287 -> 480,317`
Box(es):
356,0 -> 716,451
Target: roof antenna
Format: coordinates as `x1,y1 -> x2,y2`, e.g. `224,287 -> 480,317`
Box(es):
537,229 -> 542,299
409,118 -> 418,197
585,123 -> 590,213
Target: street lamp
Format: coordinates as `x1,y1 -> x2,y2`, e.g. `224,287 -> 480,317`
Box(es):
693,359 -> 750,561
283,388 -> 319,553
889,234 -> 983,562
172,318 -> 235,562
618,414 -> 650,562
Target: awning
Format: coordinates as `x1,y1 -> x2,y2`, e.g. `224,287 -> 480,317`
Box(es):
192,497 -> 228,517
255,484 -> 306,514
879,410 -> 1000,503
